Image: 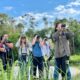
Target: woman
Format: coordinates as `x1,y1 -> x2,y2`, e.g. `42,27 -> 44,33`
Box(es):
16,35 -> 29,63
51,23 -> 73,80
41,38 -> 51,60
41,38 -> 51,79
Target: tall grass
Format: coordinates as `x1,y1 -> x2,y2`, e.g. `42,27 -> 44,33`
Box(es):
0,56 -> 80,80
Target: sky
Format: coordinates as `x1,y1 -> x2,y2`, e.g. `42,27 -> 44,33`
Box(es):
0,0 -> 80,29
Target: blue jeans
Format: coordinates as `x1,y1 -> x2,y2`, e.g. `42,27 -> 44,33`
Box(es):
66,62 -> 71,80
54,66 -> 71,80
54,56 -> 71,80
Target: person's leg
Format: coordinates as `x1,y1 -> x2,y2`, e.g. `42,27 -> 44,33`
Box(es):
54,58 -> 61,80
67,67 -> 71,80
33,57 -> 37,77
66,56 -> 71,80
9,55 -> 13,67
3,53 -> 7,70
61,56 -> 67,80
38,57 -> 44,79
0,53 -> 6,70
22,55 -> 26,63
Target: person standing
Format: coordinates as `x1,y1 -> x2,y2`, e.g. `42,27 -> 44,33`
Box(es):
51,23 -> 73,80
41,37 -> 51,79
32,35 -> 44,79
1,34 -> 14,67
16,35 -> 29,63
61,24 -> 74,80
0,37 -> 6,70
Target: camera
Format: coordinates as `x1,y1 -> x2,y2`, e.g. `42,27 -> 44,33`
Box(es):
61,24 -> 66,28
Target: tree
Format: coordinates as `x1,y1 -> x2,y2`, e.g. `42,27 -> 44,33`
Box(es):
42,16 -> 48,28
16,23 -> 24,33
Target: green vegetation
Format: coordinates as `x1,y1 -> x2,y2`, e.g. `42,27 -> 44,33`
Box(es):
70,55 -> 80,64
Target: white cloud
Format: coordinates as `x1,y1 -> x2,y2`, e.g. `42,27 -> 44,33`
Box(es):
55,1 -> 80,15
66,8 -> 80,14
54,0 -> 80,20
19,12 -> 54,21
4,6 -> 13,11
13,12 -> 54,27
67,0 -> 80,7
55,6 -> 78,14
55,5 -> 65,11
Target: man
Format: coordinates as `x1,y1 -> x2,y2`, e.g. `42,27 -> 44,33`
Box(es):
1,34 -> 14,67
32,35 -> 44,79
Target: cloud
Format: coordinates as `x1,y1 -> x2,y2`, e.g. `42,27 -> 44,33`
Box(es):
56,7 -> 80,14
13,12 -> 54,28
55,5 -> 65,11
4,6 -> 14,11
55,0 -> 80,15
18,12 -> 54,21
54,0 -> 80,20
67,0 -> 80,7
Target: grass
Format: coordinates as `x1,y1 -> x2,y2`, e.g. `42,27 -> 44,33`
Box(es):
70,55 -> 80,63
72,74 -> 80,80
0,54 -> 80,80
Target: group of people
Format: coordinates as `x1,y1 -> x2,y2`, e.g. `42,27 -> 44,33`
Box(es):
0,22 -> 74,80
15,34 -> 51,79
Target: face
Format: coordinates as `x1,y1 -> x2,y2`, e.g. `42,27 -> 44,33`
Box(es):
56,23 -> 62,31
61,27 -> 65,31
3,34 -> 9,40
36,36 -> 41,42
21,38 -> 26,43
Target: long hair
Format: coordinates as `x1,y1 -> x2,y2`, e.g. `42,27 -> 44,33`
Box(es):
54,22 -> 61,32
20,36 -> 27,46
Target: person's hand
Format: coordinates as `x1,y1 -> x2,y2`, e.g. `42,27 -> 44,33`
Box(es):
0,48 -> 6,52
3,48 -> 6,52
1,37 -> 6,43
34,35 -> 37,40
44,55 -> 48,62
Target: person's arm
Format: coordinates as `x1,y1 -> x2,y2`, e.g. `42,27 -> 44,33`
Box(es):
32,36 -> 37,46
66,30 -> 74,40
5,43 -> 13,49
0,48 -> 6,52
15,38 -> 20,48
48,49 -> 54,61
51,32 -> 59,42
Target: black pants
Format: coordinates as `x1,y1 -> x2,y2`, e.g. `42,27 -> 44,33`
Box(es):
33,56 -> 43,78
21,54 -> 27,63
0,52 -> 7,70
7,53 -> 13,67
55,56 -> 67,77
